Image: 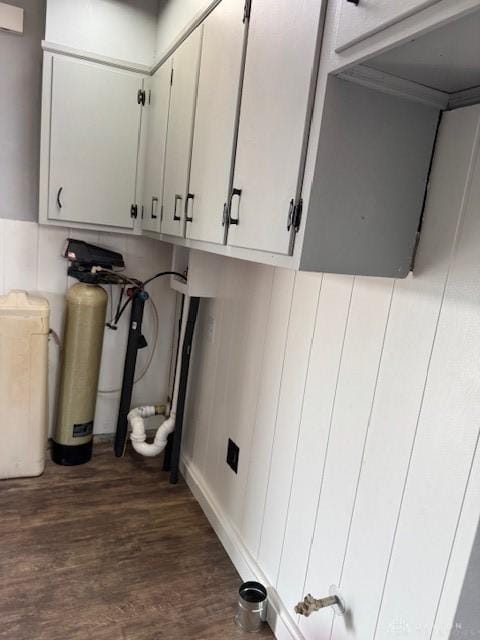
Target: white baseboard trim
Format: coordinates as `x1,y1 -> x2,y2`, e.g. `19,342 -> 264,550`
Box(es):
180,455 -> 305,640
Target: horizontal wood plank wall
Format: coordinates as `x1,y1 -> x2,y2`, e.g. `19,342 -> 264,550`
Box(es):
257,272 -> 323,584
331,104 -> 480,640
241,268 -> 296,556
216,263 -> 275,528
375,108 -> 480,640
300,274 -> 395,639
276,273 -> 353,613
181,106 -> 480,640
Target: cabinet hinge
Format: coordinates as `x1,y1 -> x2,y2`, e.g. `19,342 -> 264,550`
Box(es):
130,204 -> 138,219
410,230 -> 421,272
243,0 -> 252,22
137,89 -> 146,106
287,198 -> 303,233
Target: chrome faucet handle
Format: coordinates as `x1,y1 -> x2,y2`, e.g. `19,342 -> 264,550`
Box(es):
295,585 -> 345,617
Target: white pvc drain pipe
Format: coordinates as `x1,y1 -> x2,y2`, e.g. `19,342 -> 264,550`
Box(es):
128,296 -> 190,457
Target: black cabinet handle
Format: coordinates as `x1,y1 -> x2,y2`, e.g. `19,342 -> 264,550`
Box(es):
151,196 -> 158,219
229,188 -> 242,226
346,0 -> 360,4
185,193 -> 194,222
173,194 -> 182,221
57,187 -> 63,209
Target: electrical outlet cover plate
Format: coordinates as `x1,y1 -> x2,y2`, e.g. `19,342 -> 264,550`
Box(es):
227,438 -> 239,474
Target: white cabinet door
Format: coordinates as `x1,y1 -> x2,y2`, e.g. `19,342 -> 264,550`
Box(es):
227,0 -> 323,255
48,56 -> 143,229
336,0 -> 441,52
141,61 -> 172,234
161,27 -> 203,238
186,0 -> 246,245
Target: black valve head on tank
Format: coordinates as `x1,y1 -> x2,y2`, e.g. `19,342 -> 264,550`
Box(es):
63,238 -> 125,284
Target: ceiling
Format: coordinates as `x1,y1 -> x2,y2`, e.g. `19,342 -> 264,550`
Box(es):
365,9 -> 480,94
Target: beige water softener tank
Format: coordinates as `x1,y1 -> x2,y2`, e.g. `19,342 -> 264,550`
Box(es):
52,283 -> 107,466
0,291 -> 50,479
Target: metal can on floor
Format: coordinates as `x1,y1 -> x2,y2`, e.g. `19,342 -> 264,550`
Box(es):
235,581 -> 268,632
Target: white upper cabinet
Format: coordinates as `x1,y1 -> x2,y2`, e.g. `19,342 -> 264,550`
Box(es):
335,0 -> 441,52
39,0 -> 480,277
161,27 -> 203,238
141,61 -> 172,234
186,0 -> 246,245
226,0 -> 324,256
43,55 -> 144,230
228,0 -> 322,254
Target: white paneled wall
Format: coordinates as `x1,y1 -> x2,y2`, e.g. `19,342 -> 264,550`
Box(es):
45,0 -> 160,65
155,0 -> 211,57
181,106 -> 480,640
0,220 -> 175,437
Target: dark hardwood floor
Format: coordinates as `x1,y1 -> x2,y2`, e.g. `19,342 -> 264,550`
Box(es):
0,441 -> 273,639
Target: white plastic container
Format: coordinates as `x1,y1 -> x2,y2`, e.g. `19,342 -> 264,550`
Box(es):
0,291 -> 49,478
